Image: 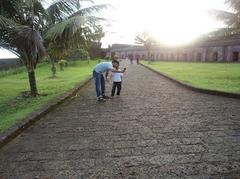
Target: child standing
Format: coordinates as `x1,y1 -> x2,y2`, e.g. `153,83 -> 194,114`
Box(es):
111,64 -> 124,97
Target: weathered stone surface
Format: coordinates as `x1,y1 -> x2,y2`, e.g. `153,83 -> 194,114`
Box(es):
0,61 -> 240,178
111,38 -> 240,62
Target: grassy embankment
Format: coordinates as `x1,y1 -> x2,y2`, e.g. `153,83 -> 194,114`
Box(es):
142,61 -> 240,93
0,60 -> 97,132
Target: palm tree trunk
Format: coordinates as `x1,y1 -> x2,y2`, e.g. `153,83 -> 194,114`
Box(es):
28,70 -> 38,97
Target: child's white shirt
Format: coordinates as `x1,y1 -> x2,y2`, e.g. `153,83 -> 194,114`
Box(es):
111,70 -> 123,82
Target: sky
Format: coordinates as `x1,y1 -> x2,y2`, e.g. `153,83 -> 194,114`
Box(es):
0,0 -> 227,58
97,0 -> 227,47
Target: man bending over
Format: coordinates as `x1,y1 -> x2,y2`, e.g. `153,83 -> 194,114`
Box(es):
92,60 -> 126,102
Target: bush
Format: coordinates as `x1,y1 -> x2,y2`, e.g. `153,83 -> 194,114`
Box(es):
58,60 -> 68,71
0,66 -> 25,78
66,48 -> 90,62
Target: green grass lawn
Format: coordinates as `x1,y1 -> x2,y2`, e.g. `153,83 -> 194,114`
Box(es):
0,60 -> 97,132
142,61 -> 240,93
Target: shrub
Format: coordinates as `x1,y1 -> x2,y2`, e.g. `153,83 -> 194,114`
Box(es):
66,48 -> 90,62
58,60 -> 68,71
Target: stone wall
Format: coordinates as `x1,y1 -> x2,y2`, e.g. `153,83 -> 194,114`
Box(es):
110,38 -> 240,62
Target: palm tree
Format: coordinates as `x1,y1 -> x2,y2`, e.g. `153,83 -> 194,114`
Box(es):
135,32 -> 156,63
0,0 -> 108,94
0,0 -> 46,96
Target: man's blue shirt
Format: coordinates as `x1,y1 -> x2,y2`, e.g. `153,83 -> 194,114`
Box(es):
94,62 -> 113,73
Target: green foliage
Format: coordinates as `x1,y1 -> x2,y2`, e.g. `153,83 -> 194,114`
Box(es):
142,61 -> 240,93
0,63 -> 46,78
44,4 -> 109,44
0,0 -> 108,95
47,42 -> 66,62
0,66 -> 26,78
66,48 -> 90,61
0,0 -> 46,96
0,1 -> 46,67
0,60 -> 98,132
46,0 -> 81,24
58,60 -> 68,71
78,49 -> 90,59
88,42 -> 102,59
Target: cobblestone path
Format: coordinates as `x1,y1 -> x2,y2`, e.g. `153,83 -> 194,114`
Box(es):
0,61 -> 240,178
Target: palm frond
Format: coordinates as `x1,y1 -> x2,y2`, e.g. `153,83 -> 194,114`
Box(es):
46,0 -> 81,23
44,12 -> 108,41
70,4 -> 110,17
0,15 -> 19,27
0,0 -> 19,16
0,20 -> 46,64
85,16 -> 110,27
0,0 -> 27,24
33,1 -> 47,17
44,15 -> 86,41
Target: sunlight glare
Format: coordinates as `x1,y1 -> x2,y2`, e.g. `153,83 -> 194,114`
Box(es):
132,0 -> 223,45
98,0 -> 225,47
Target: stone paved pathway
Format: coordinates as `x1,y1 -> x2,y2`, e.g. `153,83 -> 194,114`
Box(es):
1,61 -> 240,178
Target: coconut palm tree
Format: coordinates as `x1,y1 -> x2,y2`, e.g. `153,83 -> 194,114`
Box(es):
0,0 -> 108,95
0,0 -> 46,96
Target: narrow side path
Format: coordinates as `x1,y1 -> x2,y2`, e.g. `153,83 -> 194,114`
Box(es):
0,61 -> 240,178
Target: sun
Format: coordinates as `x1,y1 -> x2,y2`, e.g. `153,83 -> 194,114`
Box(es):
135,0 -> 220,46
100,0 -> 224,47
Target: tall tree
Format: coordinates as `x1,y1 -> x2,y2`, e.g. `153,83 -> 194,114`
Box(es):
0,0 -> 46,96
135,32 -> 156,63
210,0 -> 240,36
